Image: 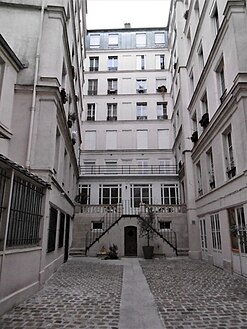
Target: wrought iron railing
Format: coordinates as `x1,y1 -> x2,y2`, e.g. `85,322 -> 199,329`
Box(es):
80,164 -> 177,176
83,203 -> 184,255
85,204 -> 120,253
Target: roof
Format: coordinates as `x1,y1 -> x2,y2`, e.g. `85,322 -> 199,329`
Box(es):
0,154 -> 51,189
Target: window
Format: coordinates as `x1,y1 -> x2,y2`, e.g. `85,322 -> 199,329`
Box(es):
83,161 -> 96,175
207,148 -> 215,189
223,128 -> 236,179
155,54 -> 165,69
108,34 -> 119,46
87,103 -> 95,121
159,221 -> 171,230
107,79 -> 117,94
107,103 -> 117,121
58,212 -> 65,248
54,128 -> 60,174
187,29 -> 191,49
136,102 -> 147,120
211,214 -> 222,250
198,42 -> 204,70
136,55 -> 145,70
158,129 -> 169,149
6,176 -> 43,248
136,79 -> 147,93
199,92 -> 209,128
137,159 -> 149,174
161,184 -> 179,205
106,130 -> 117,149
131,184 -> 152,208
189,69 -> 194,95
99,184 -> 122,205
199,219 -> 207,250
89,57 -> 99,71
136,33 -> 146,47
137,130 -> 148,149
157,102 -> 167,119
210,2 -> 219,35
0,57 -> 5,99
156,78 -> 167,91
108,56 -> 118,71
92,222 -> 103,230
196,161 -> 203,196
236,208 -> 247,254
88,79 -> 98,95
77,184 -> 91,204
155,32 -> 165,44
105,160 -> 118,174
228,207 -> 247,254
84,131 -> 96,150
159,159 -> 171,174
90,34 -> 100,48
47,207 -> 58,252
215,57 -> 226,101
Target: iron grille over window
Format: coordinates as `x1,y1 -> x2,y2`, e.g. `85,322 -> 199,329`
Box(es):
47,207 -> 58,252
6,176 -> 44,248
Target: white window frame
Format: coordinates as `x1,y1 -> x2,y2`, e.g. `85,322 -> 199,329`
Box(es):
211,213 -> 222,250
108,34 -> 119,46
90,34 -> 100,48
136,33 -> 146,47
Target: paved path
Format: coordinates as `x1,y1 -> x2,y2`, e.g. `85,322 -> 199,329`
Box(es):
119,258 -> 164,329
0,257 -> 247,329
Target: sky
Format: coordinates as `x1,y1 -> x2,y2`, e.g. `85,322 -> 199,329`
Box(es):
86,0 -> 171,29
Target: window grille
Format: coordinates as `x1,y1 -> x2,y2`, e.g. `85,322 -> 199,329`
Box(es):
7,176 -> 43,248
47,206 -> 58,252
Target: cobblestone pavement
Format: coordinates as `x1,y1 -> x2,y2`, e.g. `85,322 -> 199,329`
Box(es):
140,258 -> 247,329
0,258 -> 123,329
0,257 -> 247,329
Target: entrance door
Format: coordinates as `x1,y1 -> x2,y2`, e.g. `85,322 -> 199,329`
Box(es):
64,215 -> 70,263
124,226 -> 137,256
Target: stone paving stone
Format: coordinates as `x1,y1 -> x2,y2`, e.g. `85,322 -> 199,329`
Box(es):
0,258 -> 123,329
140,258 -> 247,329
1,257 -> 247,328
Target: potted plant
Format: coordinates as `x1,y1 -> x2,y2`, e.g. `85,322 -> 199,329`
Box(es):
138,207 -> 156,259
68,112 -> 77,128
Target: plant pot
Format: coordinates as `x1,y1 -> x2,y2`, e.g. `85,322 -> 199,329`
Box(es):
142,246 -> 154,259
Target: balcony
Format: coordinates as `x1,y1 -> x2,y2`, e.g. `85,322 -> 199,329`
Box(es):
80,164 -> 177,176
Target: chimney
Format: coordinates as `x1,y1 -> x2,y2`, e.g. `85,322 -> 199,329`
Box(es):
124,23 -> 131,29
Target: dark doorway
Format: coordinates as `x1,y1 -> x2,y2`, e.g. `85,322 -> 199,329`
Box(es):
64,214 -> 70,263
124,226 -> 137,256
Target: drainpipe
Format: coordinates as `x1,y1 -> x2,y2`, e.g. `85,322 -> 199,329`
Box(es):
25,0 -> 46,169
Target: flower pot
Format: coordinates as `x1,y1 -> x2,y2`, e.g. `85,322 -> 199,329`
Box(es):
142,246 -> 154,259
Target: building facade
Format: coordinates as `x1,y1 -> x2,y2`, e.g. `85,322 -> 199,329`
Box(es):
73,25 -> 188,258
74,0 -> 247,278
169,0 -> 247,275
0,0 -> 87,314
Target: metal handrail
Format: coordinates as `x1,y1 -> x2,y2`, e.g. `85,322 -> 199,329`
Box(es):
80,164 -> 177,176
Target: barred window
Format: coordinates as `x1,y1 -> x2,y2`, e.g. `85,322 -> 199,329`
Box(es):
58,212 -> 65,248
47,206 -> 58,252
0,167 -> 8,218
7,176 -> 43,248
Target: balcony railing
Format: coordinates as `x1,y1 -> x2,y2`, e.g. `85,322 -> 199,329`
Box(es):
80,164 -> 177,176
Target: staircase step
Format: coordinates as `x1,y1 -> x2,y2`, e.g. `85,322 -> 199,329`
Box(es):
177,248 -> 189,256
69,248 -> 86,257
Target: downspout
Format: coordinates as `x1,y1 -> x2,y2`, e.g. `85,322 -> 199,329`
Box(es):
26,0 -> 46,169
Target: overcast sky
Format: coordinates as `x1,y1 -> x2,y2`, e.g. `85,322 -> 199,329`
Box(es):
86,0 -> 171,29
